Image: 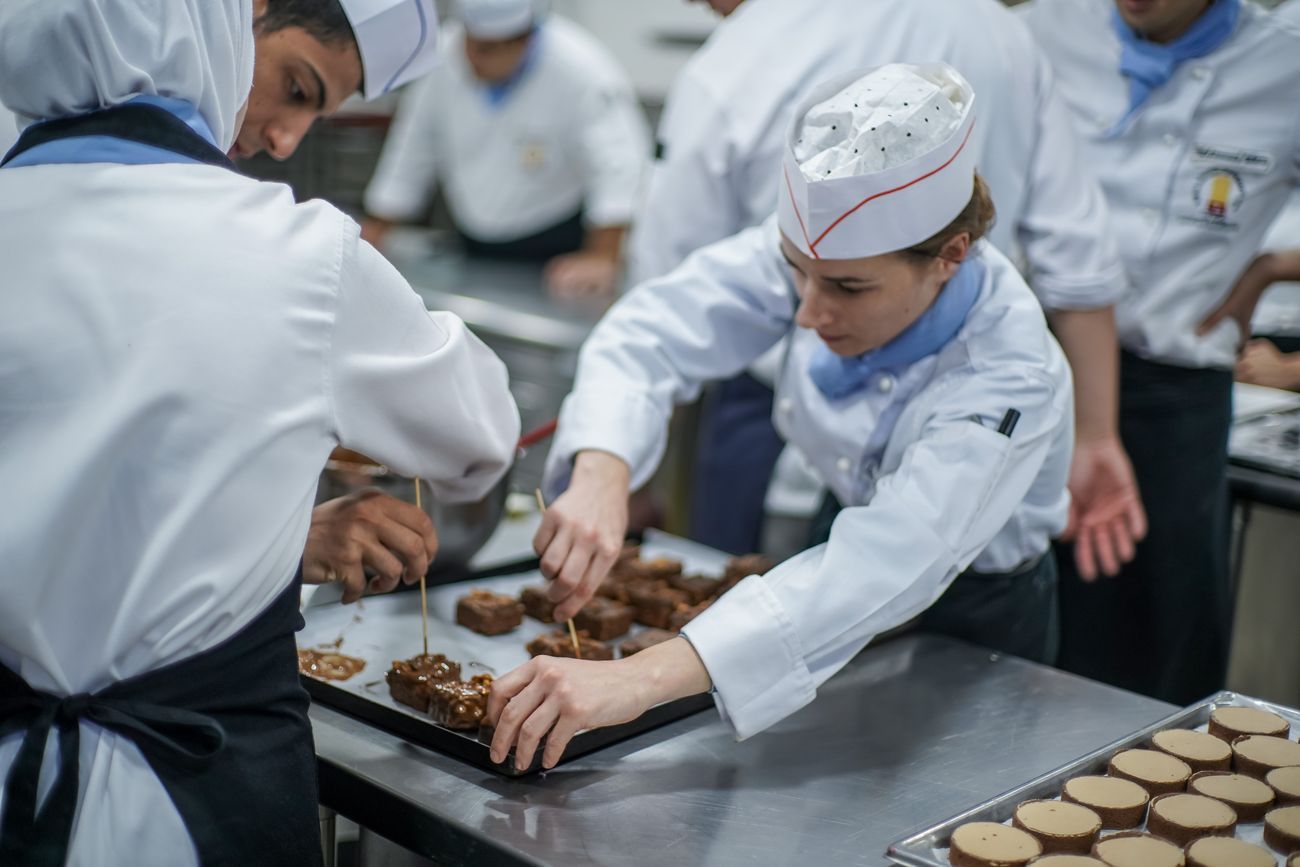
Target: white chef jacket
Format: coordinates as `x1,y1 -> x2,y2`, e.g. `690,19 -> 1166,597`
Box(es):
1277,0 -> 1300,27
0,161 -> 519,865
545,220 -> 1074,738
364,17 -> 651,242
0,104 -> 17,155
1021,0 -> 1300,369
629,0 -> 1126,314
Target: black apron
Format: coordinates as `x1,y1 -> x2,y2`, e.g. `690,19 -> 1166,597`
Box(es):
456,208 -> 586,262
0,104 -> 322,867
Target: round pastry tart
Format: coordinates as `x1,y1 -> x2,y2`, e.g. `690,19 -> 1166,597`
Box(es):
1268,765 -> 1300,807
1107,749 -> 1192,796
1012,800 -> 1102,855
1207,706 -> 1289,743
1061,776 -> 1149,829
1187,771 -> 1275,822
1264,804 -> 1300,854
1150,730 -> 1231,773
948,821 -> 1042,867
1233,734 -> 1300,779
1027,857 -> 1107,866
1091,831 -> 1184,867
1184,836 -> 1274,867
1145,793 -> 1236,846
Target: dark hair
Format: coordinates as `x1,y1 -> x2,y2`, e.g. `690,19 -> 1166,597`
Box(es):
255,0 -> 357,47
901,172 -> 997,263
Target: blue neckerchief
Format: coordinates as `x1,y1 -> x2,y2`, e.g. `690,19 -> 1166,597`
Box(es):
809,255 -> 985,401
1107,0 -> 1239,137
482,26 -> 542,108
4,95 -> 217,168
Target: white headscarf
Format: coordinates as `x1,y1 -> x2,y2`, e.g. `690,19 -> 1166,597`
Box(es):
0,0 -> 254,152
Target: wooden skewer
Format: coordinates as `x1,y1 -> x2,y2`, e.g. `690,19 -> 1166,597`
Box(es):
534,488 -> 582,660
415,478 -> 429,658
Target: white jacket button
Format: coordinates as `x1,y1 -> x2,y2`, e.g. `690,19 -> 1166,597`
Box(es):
877,374 -> 895,393
837,457 -> 852,474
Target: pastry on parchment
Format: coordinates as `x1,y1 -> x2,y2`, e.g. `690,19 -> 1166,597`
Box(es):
1011,800 -> 1102,855
1150,730 -> 1231,773
1144,793 -> 1236,847
1107,749 -> 1191,796
1090,831 -> 1184,867
1206,706 -> 1289,743
947,821 -> 1041,867
1061,775 -> 1149,829
1186,770 -> 1275,822
1184,836 -> 1274,867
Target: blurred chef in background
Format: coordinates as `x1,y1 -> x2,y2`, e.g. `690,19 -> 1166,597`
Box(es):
1020,0 -> 1300,704
488,63 -> 1076,770
638,0 -> 1142,590
362,0 -> 652,299
0,1 -> 518,864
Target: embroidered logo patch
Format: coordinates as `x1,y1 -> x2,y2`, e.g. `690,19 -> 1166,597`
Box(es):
1184,168 -> 1245,229
1191,144 -> 1273,174
520,142 -> 547,172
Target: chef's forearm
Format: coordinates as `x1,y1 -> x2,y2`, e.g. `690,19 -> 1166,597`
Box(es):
582,224 -> 626,260
1049,306 -> 1119,443
624,637 -> 713,707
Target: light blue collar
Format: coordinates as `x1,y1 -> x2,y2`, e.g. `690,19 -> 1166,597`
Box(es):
1108,0 -> 1239,137
3,95 -> 218,168
809,255 -> 985,401
482,26 -> 542,108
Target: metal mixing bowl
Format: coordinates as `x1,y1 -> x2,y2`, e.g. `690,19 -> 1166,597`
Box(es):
317,458 -> 511,581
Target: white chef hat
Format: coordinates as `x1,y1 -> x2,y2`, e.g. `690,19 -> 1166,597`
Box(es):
778,63 -> 978,261
456,0 -> 548,40
338,0 -> 440,101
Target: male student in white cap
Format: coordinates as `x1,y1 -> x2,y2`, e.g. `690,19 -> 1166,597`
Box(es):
1020,0 -> 1300,705
634,0 -> 1142,598
361,0 -> 652,299
485,63 -> 1075,769
0,1 -> 518,865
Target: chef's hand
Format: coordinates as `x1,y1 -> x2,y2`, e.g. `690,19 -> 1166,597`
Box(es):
534,451 -> 631,621
487,637 -> 711,770
304,490 -> 438,603
544,252 -> 620,300
1061,435 -> 1147,581
1236,339 -> 1300,392
1197,251 -> 1283,343
360,218 -> 394,250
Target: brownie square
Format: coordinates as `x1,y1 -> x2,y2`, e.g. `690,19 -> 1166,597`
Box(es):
613,556 -> 684,583
669,600 -> 711,632
431,674 -> 494,730
519,585 -> 556,623
723,554 -> 773,584
573,596 -> 636,641
456,589 -> 524,636
596,572 -> 632,602
386,653 -> 462,713
619,628 -> 676,657
526,629 -> 613,660
628,582 -> 689,629
669,572 -> 722,605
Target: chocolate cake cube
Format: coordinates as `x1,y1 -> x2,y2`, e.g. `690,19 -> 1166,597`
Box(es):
431,674 -> 493,730
669,600 -> 711,632
616,556 -> 684,583
519,585 -> 556,623
628,582 -> 689,629
386,653 -> 462,714
723,553 -> 773,585
525,629 -> 613,660
456,589 -> 524,636
573,596 -> 635,641
619,629 -> 676,657
669,572 -> 721,605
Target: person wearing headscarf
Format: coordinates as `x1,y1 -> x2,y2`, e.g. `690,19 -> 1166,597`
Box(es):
0,1 -> 518,864
484,64 -> 1074,770
361,0 -> 652,299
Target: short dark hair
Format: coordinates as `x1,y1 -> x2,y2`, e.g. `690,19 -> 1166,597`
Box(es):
255,0 -> 357,48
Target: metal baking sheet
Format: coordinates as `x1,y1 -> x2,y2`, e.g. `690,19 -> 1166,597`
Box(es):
298,529 -> 728,776
886,691 -> 1300,866
1231,408 -> 1300,480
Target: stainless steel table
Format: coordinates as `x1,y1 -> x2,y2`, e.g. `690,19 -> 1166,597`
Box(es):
311,634 -> 1173,867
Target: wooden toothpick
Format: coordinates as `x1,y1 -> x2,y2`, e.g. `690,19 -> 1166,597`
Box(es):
535,488 -> 582,660
415,478 -> 428,658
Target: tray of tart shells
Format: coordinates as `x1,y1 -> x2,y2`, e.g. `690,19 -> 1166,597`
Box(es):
888,691 -> 1300,867
296,530 -> 770,776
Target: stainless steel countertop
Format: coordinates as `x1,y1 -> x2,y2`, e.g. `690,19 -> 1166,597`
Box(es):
311,634 -> 1173,867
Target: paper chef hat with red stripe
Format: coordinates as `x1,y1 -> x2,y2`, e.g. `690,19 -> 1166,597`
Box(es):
778,63 -> 978,261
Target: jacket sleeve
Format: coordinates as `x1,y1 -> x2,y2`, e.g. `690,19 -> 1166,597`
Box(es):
328,228 -> 520,503
682,361 -> 1070,739
575,64 -> 653,229
627,72 -> 746,284
543,218 -> 793,498
363,74 -> 441,223
1014,41 -> 1129,311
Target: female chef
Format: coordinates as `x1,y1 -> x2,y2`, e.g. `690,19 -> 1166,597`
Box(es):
486,63 -> 1075,770
0,1 -> 518,864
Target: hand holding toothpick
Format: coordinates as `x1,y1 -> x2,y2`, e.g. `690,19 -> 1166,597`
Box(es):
535,488 -> 583,660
